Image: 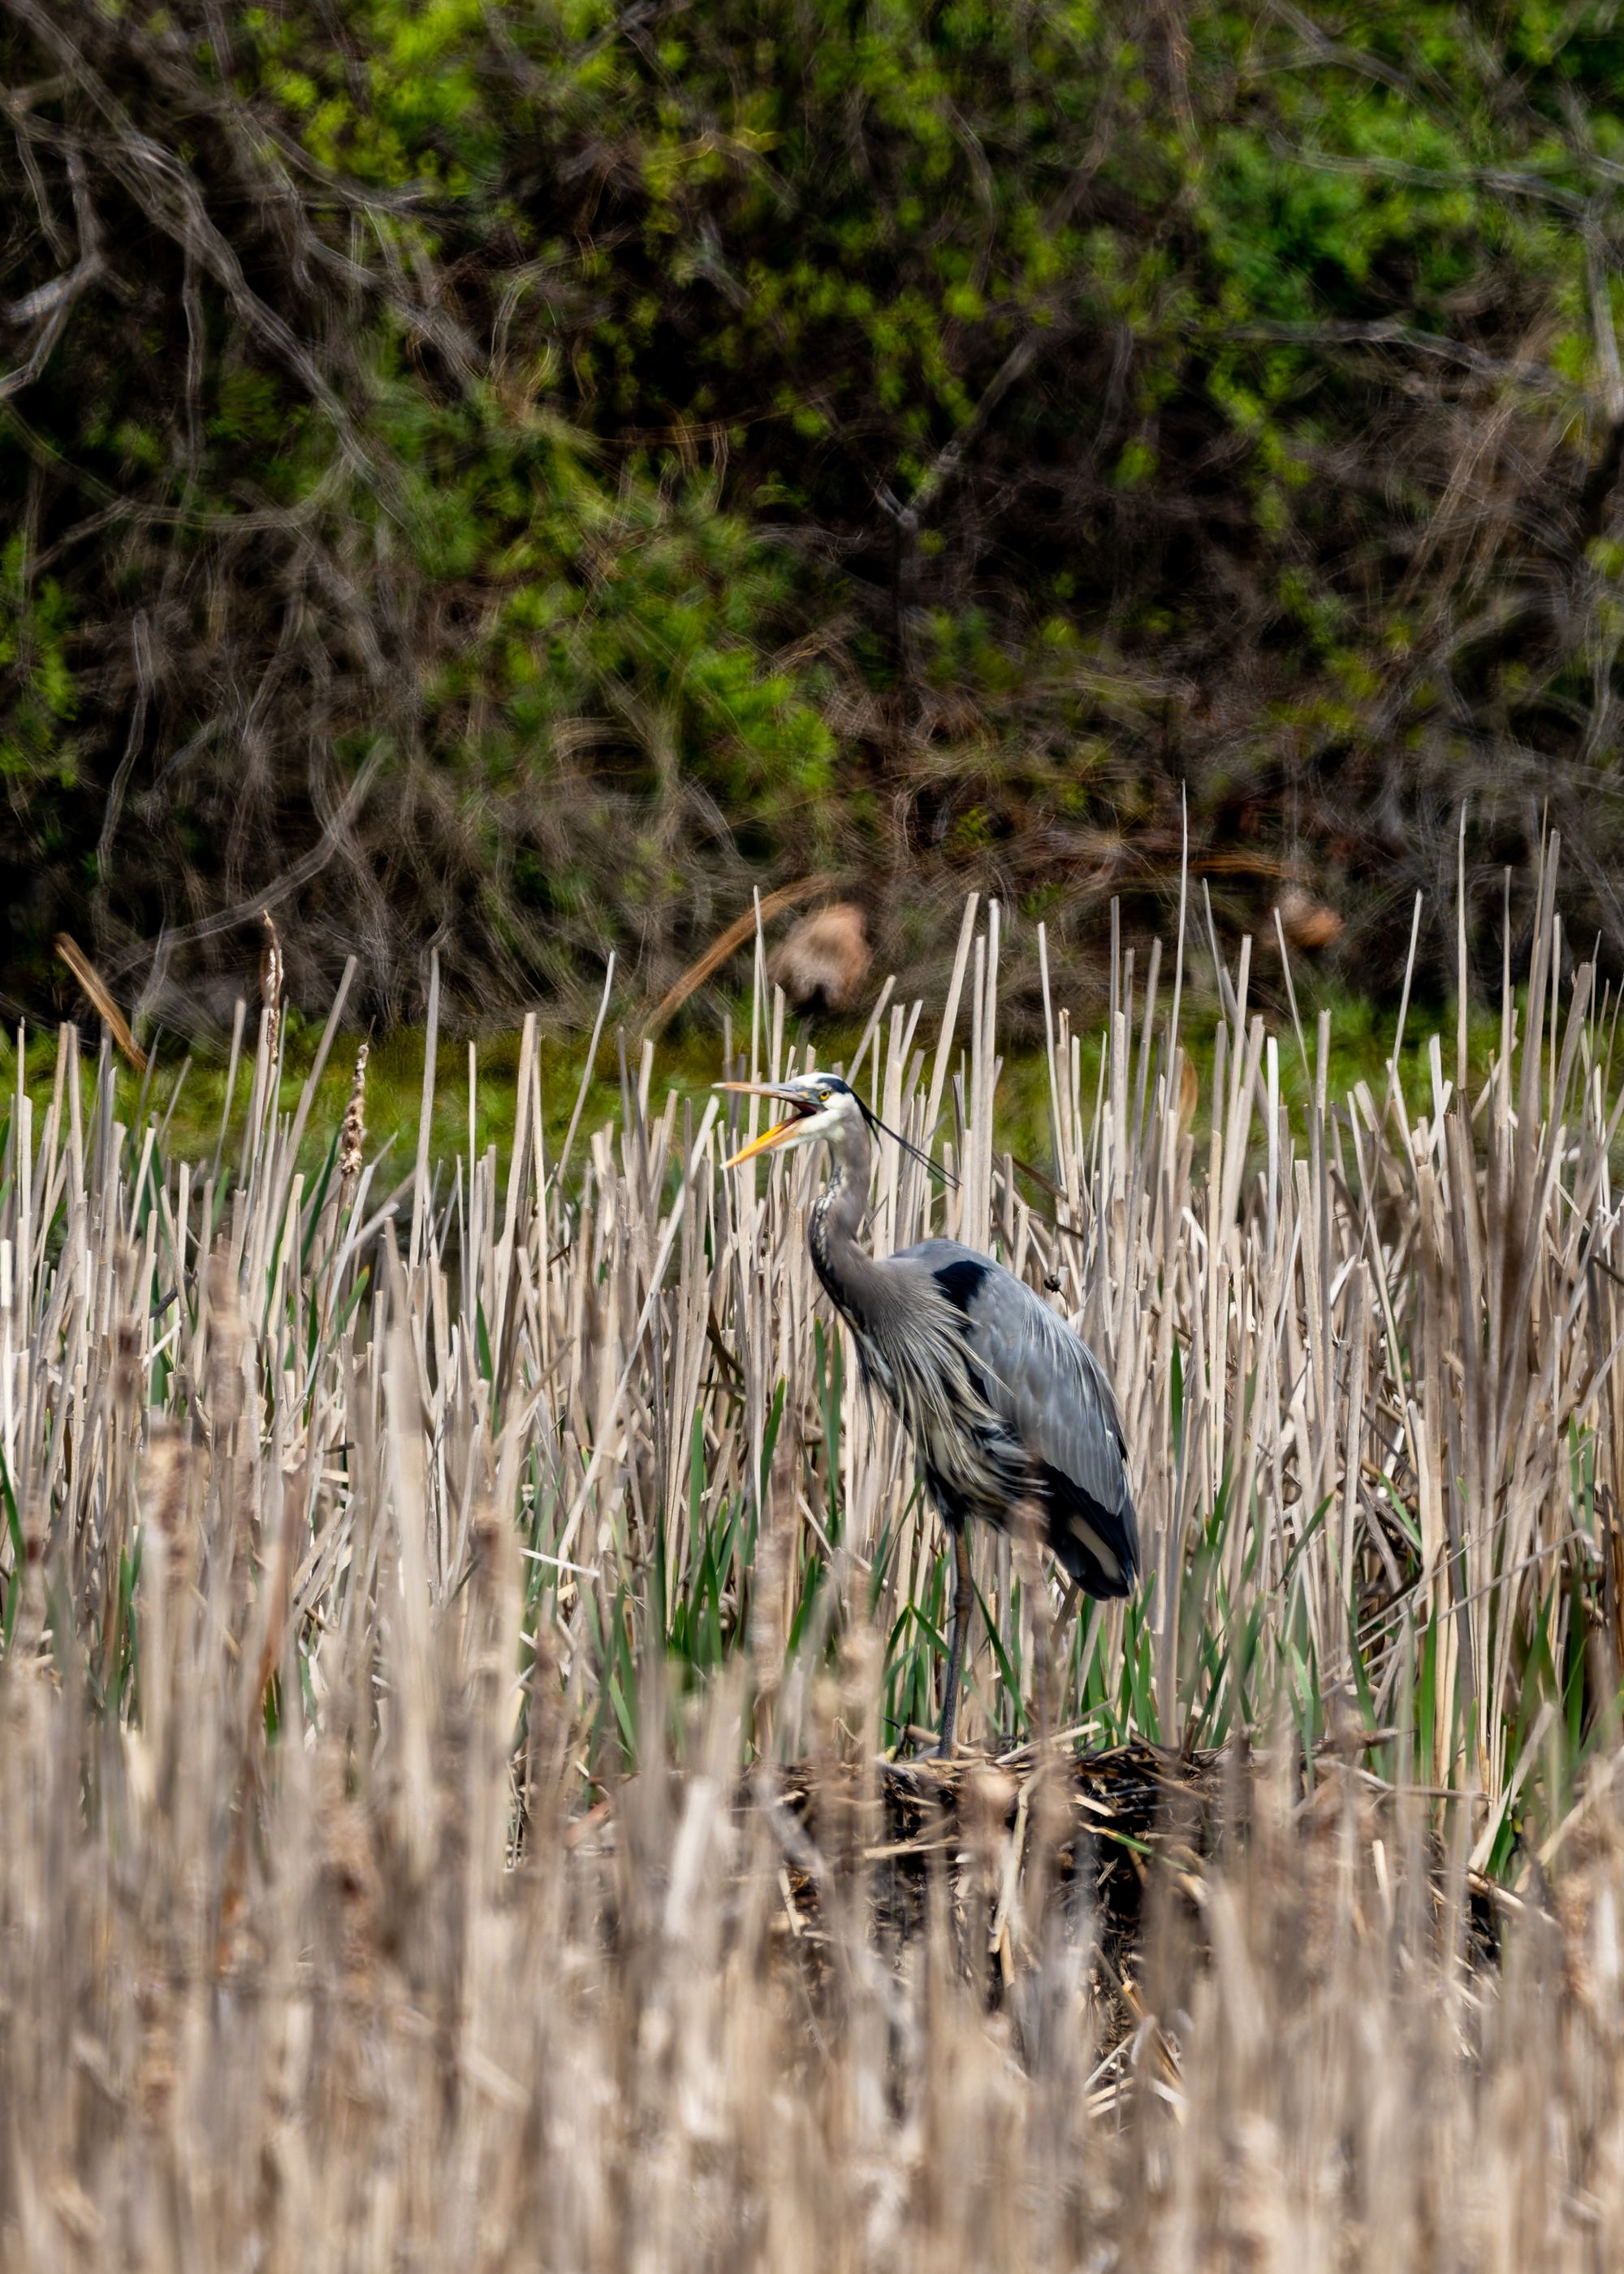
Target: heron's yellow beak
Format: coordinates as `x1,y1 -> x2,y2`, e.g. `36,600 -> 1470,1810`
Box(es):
714,1080 -> 810,1169
722,1118 -> 801,1169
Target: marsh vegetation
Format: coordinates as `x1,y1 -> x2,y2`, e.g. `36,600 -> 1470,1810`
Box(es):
4,878 -> 1624,2264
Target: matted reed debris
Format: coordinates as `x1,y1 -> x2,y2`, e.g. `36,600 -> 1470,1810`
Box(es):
574,1739 -> 1505,2024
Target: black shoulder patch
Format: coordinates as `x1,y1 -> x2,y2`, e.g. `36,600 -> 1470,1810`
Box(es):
933,1256 -> 988,1313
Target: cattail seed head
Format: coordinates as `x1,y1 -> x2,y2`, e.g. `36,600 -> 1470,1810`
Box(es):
258,909 -> 284,1063
338,1040 -> 369,1201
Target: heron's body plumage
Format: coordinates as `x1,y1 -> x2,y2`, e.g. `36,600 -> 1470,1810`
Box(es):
803,1100 -> 1138,1600
722,1066 -> 1138,1749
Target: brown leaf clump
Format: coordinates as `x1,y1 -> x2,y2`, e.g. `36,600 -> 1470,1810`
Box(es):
768,901 -> 873,1012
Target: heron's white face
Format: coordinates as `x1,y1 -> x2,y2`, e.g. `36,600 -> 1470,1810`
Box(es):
715,1076 -> 863,1168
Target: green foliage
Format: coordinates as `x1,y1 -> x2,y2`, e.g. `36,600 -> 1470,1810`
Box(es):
6,0 -> 1624,1009
0,538 -> 78,789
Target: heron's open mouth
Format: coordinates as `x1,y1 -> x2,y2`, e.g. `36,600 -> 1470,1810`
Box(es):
714,1081 -> 816,1169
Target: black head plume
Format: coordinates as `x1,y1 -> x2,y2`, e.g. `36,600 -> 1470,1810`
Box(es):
853,1089 -> 958,1189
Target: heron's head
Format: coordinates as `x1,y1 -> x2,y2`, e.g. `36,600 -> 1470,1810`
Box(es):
715,1073 -> 866,1169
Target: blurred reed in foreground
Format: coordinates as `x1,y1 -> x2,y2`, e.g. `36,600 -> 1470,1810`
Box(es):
3,854 -> 1624,2264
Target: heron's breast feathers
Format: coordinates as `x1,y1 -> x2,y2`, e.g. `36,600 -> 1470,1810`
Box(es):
862,1293 -> 1027,1516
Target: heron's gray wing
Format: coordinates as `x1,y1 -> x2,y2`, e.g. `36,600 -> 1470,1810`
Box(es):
966,1269 -> 1129,1507
892,1239 -> 1138,1586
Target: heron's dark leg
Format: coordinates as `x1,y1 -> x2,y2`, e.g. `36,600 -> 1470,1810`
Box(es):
1050,1576 -> 1081,1663
935,1526 -> 974,1757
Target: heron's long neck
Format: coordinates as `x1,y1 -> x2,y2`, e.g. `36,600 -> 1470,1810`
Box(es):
808,1115 -> 884,1328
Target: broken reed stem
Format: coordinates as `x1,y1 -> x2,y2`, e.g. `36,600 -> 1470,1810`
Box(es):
53,932 -> 148,1073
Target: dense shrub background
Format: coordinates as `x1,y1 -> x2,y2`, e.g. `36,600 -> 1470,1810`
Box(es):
6,0 -> 1624,1022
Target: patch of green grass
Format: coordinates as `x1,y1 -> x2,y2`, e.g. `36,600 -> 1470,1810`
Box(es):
2,977 -> 1511,1187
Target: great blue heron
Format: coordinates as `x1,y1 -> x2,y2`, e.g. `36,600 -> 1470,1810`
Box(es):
719,1073 -> 1139,1753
